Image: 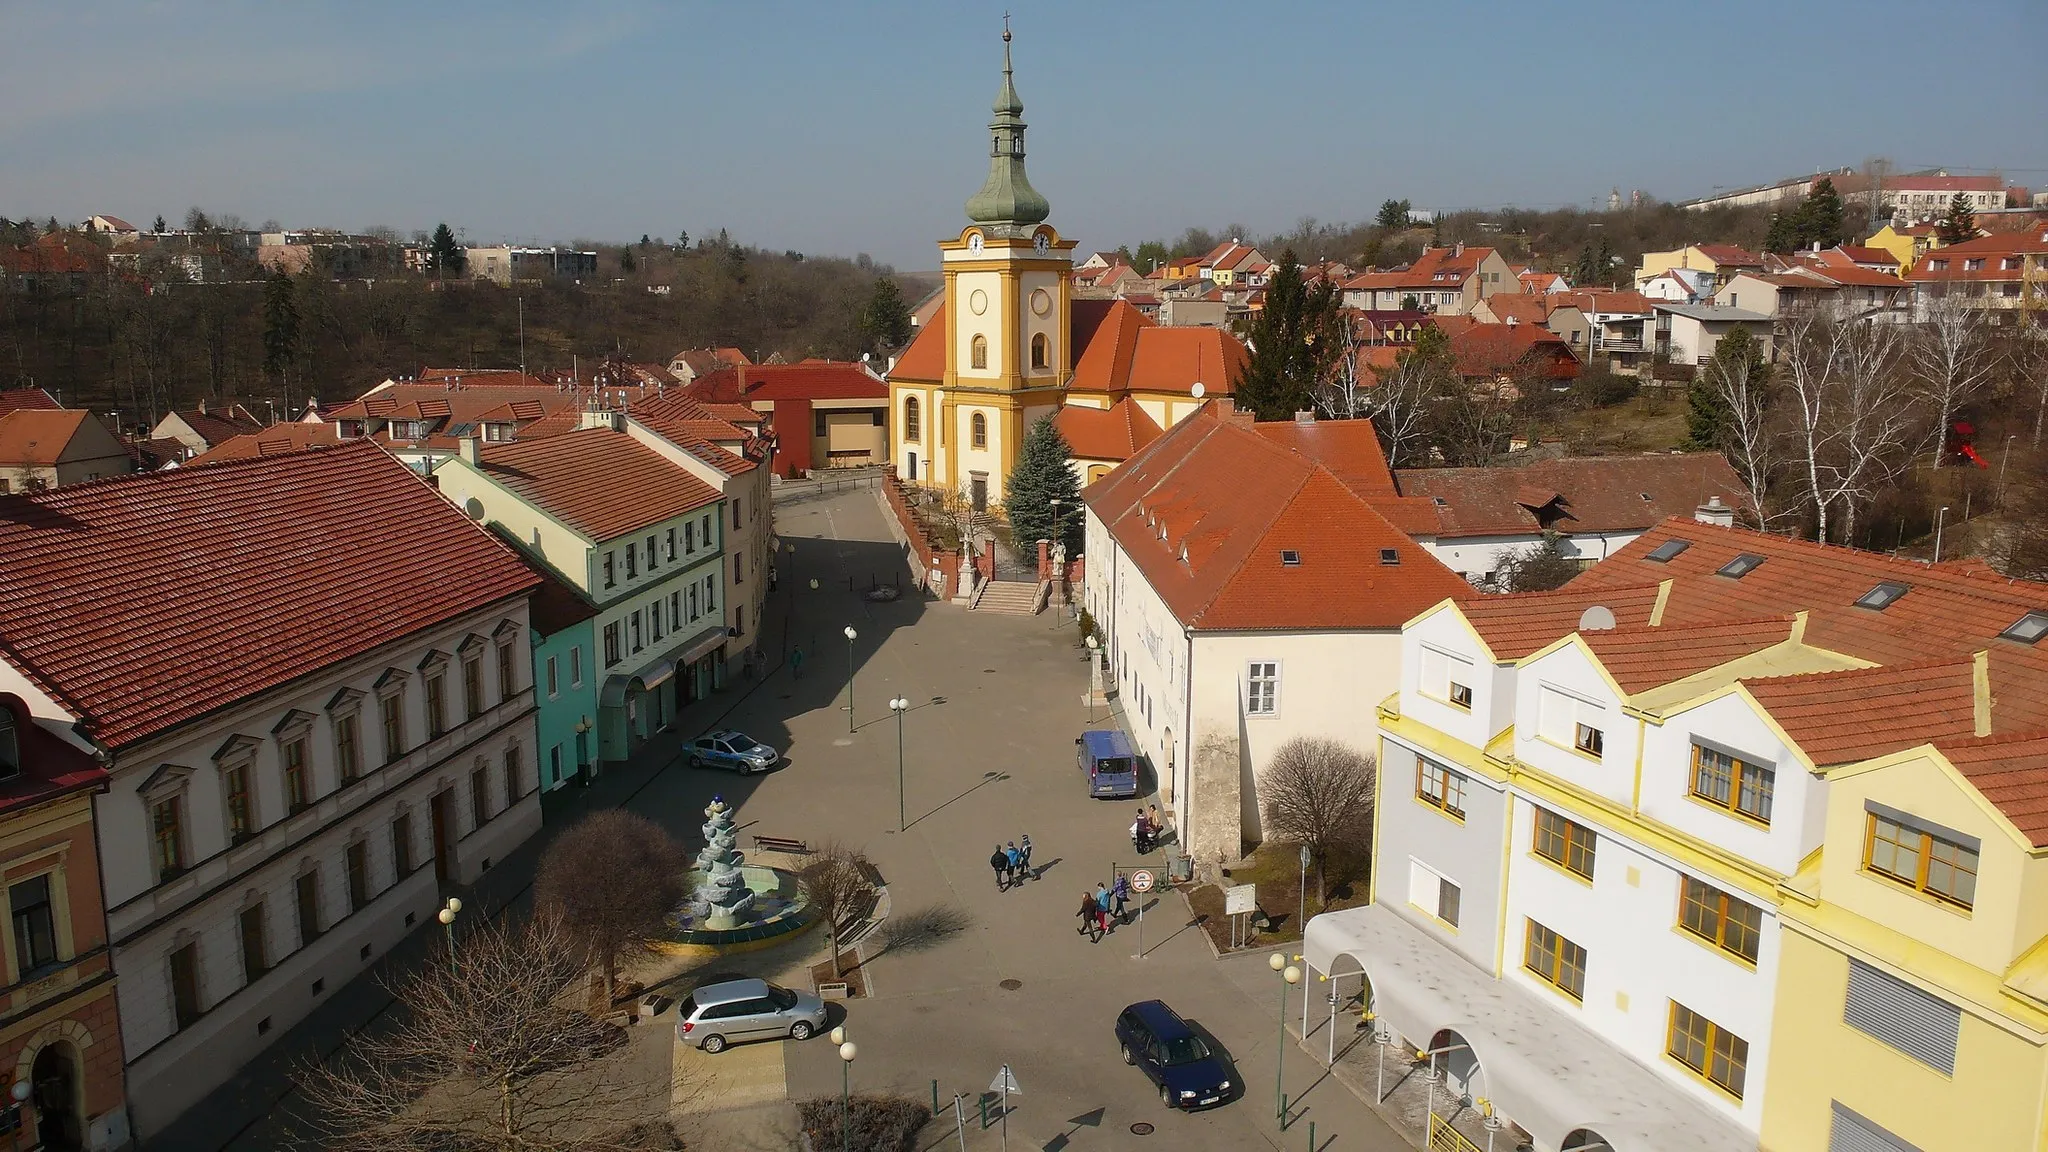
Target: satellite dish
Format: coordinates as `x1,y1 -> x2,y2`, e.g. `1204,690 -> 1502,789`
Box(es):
1578,605 -> 1616,631
463,498 -> 486,522
1191,381 -> 1206,399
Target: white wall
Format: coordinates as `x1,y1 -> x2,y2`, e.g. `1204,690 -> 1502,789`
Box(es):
1644,689 -> 1823,877
1513,642 -> 1638,808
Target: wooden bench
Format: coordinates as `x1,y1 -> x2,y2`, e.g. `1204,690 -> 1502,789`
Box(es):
751,834 -> 810,855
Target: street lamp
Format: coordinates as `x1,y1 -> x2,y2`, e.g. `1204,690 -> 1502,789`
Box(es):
437,896 -> 462,973
1935,505 -> 1951,563
1084,635 -> 1101,722
574,717 -> 593,786
10,1079 -> 30,1152
890,697 -> 909,831
837,1037 -> 858,1152
1271,953 -> 1301,1121
843,626 -> 859,732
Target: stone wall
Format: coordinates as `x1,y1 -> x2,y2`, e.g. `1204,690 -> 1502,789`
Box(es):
879,469 -> 961,599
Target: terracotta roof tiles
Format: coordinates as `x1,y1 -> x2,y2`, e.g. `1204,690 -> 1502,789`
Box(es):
1054,398 -> 1161,463
1455,584 -> 1666,661
0,388 -> 61,417
1934,732 -> 2048,847
1393,455 -> 1752,538
0,410 -> 94,465
1582,616 -> 1796,695
473,427 -> 722,541
1743,658 -> 1982,766
187,423 -> 342,465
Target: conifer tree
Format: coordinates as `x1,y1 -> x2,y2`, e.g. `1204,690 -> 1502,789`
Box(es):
1936,192 -> 1977,245
153,214 -> 166,233
261,269 -> 300,388
1004,415 -> 1083,556
1686,325 -> 1763,449
1237,249 -> 1344,421
860,276 -> 913,352
427,222 -> 465,277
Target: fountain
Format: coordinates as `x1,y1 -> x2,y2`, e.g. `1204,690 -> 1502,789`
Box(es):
694,796 -> 757,930
667,795 -> 815,953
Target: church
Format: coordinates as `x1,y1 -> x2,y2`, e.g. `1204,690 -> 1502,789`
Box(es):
887,28 -> 1248,506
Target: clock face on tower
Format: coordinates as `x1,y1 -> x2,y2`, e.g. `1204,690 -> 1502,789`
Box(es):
1034,233 -> 1049,255
967,232 -> 985,253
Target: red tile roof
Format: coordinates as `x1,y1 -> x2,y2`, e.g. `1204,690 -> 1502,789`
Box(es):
0,410 -> 94,465
1582,616 -> 1796,695
1126,326 -> 1248,395
168,405 -> 265,447
1394,454 -> 1752,539
1833,245 -> 1897,266
1907,231 -> 2048,282
1692,244 -> 1765,267
628,394 -> 759,478
1342,246 -> 1503,291
0,388 -> 60,416
1444,322 -> 1581,380
187,423 -> 342,465
1456,584 -> 1666,660
891,297 -> 1248,400
686,362 -> 888,404
1083,403 -> 1471,631
473,427 -> 722,541
0,697 -> 108,819
1053,397 -> 1161,463
1743,658 -> 1982,766
1934,732 -> 2048,847
0,440 -> 539,749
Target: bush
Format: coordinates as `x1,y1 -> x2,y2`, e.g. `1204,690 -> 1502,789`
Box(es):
1570,366 -> 1638,409
1076,607 -> 1097,645
798,1094 -> 930,1152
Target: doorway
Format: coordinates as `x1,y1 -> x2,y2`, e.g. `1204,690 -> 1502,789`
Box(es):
970,472 -> 988,512
906,452 -> 918,482
429,791 -> 452,884
31,1043 -> 81,1151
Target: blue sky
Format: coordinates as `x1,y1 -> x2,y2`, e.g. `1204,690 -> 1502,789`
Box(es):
4,0 -> 2043,270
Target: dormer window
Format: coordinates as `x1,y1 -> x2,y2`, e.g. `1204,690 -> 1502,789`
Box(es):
1646,539 -> 1690,563
1280,550 -> 1301,567
1380,548 -> 1401,565
1999,611 -> 2048,645
1716,553 -> 1765,579
1855,582 -> 1910,611
482,422 -> 514,442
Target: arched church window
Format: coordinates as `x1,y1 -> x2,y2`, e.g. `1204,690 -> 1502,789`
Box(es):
971,334 -> 988,370
1031,333 -> 1050,370
904,396 -> 920,442
971,413 -> 988,449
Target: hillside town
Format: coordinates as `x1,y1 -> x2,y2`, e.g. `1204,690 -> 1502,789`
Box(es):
2,15 -> 2047,1152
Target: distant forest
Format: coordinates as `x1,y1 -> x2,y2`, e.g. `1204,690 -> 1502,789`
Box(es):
0,220 -> 918,432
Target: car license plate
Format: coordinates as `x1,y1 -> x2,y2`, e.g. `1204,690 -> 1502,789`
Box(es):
1199,1096 -> 1218,1105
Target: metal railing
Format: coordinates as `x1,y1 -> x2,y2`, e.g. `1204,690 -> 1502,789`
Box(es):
1428,1112 -> 1484,1152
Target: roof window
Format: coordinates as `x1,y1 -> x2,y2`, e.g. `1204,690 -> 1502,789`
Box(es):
1999,611 -> 2048,645
1716,553 -> 1765,579
1379,548 -> 1401,566
1280,550 -> 1301,567
1432,497 -> 1449,507
1854,582 -> 1909,611
1645,539 -> 1691,563
1639,492 -> 1653,501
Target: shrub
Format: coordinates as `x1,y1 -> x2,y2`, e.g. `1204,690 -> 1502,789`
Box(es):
798,1094 -> 930,1152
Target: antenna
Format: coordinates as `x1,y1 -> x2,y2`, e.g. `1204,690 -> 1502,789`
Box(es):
1578,605 -> 1617,631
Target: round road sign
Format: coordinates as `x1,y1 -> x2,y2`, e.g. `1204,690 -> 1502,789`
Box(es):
1130,869 -> 1155,893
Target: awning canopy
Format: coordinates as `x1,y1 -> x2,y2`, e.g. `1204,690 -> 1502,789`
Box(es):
598,626 -> 730,709
1304,904 -> 1755,1152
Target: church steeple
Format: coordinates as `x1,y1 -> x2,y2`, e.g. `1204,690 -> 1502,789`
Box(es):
964,21 -> 1050,233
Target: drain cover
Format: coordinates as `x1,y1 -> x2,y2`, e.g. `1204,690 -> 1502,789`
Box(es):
999,978 -> 1023,991
1129,1122 -> 1154,1135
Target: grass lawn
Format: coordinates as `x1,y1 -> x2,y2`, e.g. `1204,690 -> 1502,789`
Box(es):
1555,389 -> 1688,454
1186,840 -> 1370,954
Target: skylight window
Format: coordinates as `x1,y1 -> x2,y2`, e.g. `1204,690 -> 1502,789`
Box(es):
1432,497 -> 1449,507
1716,553 -> 1765,579
1280,550 -> 1301,567
1639,492 -> 1653,501
1855,582 -> 1909,611
1380,548 -> 1402,566
1999,611 -> 2048,645
1646,540 -> 1691,563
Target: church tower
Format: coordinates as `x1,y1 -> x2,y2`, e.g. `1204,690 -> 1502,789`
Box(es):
896,23 -> 1074,509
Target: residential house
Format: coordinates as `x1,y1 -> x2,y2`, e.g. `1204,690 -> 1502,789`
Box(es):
0,694 -> 126,1150
1715,262 -> 1911,324
1080,403 -> 1470,862
1907,230 -> 2048,324
1519,269 -> 1570,295
86,215 -> 139,244
1865,223 -> 1944,277
1196,240 -> 1271,288
0,388 -> 61,416
684,361 -> 889,479
1154,295 -> 1229,328
1634,245 -> 1766,296
1654,303 -> 1775,367
1875,172 -> 2009,223
149,404 -> 266,455
1342,245 -> 1521,314
497,549 -> 600,792
1639,268 -> 1714,304
432,426 -> 728,764
0,409 -> 134,492
1394,455 -> 1751,585
0,237 -> 100,295
463,246 -> 597,285
666,347 -> 751,387
316,378 -> 658,473
1052,396 -> 1161,485
186,423 -> 343,465
1307,515 -> 2048,1152
1562,291 -> 1658,374
1471,295 -> 1592,356
1433,317 -> 1582,388
1348,310 -> 1431,347
0,442 -> 544,1137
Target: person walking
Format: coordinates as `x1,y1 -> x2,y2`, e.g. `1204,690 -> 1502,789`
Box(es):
1018,833 -> 1034,881
1112,871 -> 1131,924
990,845 -> 1010,892
1147,804 -> 1165,847
1132,808 -> 1152,856
1094,882 -> 1114,936
1004,841 -> 1022,890
791,646 -> 805,680
1076,891 -> 1101,942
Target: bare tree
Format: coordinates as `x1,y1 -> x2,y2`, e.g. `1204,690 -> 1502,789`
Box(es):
1362,345 -> 1443,468
2013,325 -> 2048,448
798,842 -> 878,980
1912,293 -> 2001,468
1777,305 -> 1921,542
1696,329 -> 1787,527
293,913 -> 681,1151
534,810 -> 691,1004
1259,737 -> 1376,906
1314,336 -> 1372,421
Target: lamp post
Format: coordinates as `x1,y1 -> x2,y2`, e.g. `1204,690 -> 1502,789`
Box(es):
1271,953 -> 1301,1122
1298,843 -> 1312,936
437,896 -> 462,973
836,1031 -> 858,1152
890,696 -> 909,831
1935,505 -> 1951,562
1084,635 -> 1101,722
574,717 -> 592,786
843,626 -> 858,732
10,1078 -> 30,1152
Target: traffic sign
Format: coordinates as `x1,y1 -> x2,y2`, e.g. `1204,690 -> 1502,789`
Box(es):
1130,869 -> 1155,893
989,1064 -> 1023,1095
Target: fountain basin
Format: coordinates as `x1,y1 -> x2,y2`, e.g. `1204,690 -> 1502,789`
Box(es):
662,864 -> 815,954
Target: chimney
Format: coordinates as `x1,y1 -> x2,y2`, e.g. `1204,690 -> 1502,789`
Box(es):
458,435 -> 480,465
1293,410 -> 1315,423
578,404 -> 622,433
1453,242 -> 1464,258
1694,495 -> 1736,526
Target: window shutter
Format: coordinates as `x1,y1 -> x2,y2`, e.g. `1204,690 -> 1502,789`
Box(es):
1409,861 -> 1439,910
1420,649 -> 1447,695
1843,960 -> 1959,1074
1828,1102 -> 1922,1152
1538,687 -> 1573,743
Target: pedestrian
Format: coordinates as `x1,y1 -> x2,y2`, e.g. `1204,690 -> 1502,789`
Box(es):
1018,833 -> 1034,881
990,845 -> 1010,892
1095,882 -> 1114,935
1132,808 -> 1151,856
1148,804 -> 1165,847
1004,841 -> 1021,889
1112,871 -> 1131,924
791,646 -> 805,680
1076,890 -> 1101,941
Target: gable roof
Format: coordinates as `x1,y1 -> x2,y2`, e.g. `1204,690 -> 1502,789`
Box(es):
0,440 -> 539,748
0,388 -> 61,417
686,362 -> 888,404
471,427 -> 723,541
1455,584 -> 1666,661
167,405 -> 265,447
1393,455 -> 1752,539
1052,397 -> 1161,463
892,297 -> 1248,400
1083,403 -> 1471,631
188,422 -> 343,465
1743,658 -> 1983,766
0,410 -> 94,465
627,394 -> 759,479
1933,732 -> 2048,847
1582,616 -> 1797,695
1691,244 -> 1765,267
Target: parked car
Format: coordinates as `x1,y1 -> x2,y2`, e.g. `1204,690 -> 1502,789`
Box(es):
677,978 -> 828,1053
687,730 -> 781,774
1115,1000 -> 1234,1110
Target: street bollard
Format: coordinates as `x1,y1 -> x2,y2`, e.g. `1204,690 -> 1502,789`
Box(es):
980,1092 -> 995,1129
1308,1121 -> 1315,1151
931,1080 -> 940,1116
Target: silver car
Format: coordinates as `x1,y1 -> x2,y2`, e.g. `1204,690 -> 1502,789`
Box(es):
676,978 -> 827,1053
686,730 -> 781,774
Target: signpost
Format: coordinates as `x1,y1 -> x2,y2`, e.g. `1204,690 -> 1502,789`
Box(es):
1130,869 -> 1154,958
1224,882 -> 1258,949
988,1064 -> 1022,1152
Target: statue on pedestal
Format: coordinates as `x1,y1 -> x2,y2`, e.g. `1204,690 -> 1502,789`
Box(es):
693,796 -> 757,930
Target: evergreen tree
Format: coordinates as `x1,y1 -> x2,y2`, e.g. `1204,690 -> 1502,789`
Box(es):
1686,326 -> 1764,449
1004,415 -> 1083,556
619,247 -> 637,273
1133,240 -> 1169,274
676,230 -> 688,249
860,276 -> 913,352
1936,193 -> 1977,244
1763,211 -> 1797,255
1790,178 -> 1847,249
427,223 -> 465,276
1237,249 -> 1344,420
1594,238 -> 1616,287
261,269 -> 300,386
639,233 -> 651,248
1574,243 -> 1598,287
153,214 -> 166,233
1375,199 -> 1412,231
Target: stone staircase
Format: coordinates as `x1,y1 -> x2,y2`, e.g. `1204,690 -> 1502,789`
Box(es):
973,580 -> 1042,615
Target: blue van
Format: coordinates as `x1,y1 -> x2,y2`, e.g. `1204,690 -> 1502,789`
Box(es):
1076,729 -> 1139,799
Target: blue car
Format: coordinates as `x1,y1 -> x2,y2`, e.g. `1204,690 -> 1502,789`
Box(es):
686,730 -> 780,774
1115,1000 -> 1233,1110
